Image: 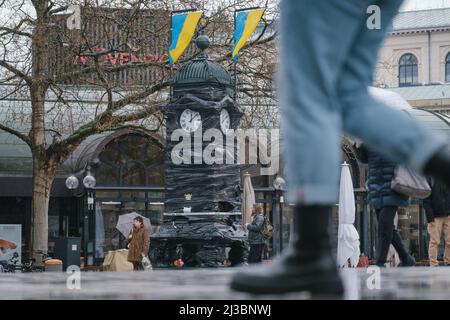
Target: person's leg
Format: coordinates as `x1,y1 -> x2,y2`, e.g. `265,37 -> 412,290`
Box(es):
231,206 -> 343,294
232,0 -> 386,296
247,245 -> 258,264
376,206 -> 397,266
442,217 -> 450,265
280,0 -> 376,204
391,230 -> 416,266
391,230 -> 411,261
391,230 -> 407,260
427,218 -> 443,267
255,244 -> 265,263
338,0 -> 447,173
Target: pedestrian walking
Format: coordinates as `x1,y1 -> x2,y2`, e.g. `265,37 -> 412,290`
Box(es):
127,216 -> 150,271
353,142 -> 415,267
423,177 -> 450,266
246,204 -> 266,264
231,0 -> 450,296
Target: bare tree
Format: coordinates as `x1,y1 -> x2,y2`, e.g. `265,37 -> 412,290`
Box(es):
0,0 -> 278,263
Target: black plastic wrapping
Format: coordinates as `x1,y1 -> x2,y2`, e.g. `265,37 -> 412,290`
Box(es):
162,86 -> 244,213
150,215 -> 248,267
151,82 -> 248,268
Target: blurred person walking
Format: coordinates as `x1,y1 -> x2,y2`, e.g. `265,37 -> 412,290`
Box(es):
353,142 -> 415,267
231,0 -> 450,296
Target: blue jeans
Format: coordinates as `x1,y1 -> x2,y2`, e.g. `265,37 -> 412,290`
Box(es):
280,0 -> 447,204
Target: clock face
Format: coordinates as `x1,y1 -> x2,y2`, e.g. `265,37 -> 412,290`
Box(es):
180,109 -> 202,133
220,109 -> 231,134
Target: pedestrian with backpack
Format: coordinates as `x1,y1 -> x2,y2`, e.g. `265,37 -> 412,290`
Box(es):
246,204 -> 266,264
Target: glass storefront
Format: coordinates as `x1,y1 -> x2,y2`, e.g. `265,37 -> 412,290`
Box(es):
88,132 -> 165,263
257,189 -> 439,263
397,203 -> 425,260
94,193 -> 164,259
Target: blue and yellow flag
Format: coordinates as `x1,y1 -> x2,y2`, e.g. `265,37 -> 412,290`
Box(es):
169,10 -> 203,65
232,8 -> 265,63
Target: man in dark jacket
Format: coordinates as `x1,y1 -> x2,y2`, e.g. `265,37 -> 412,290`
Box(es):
246,204 -> 266,264
423,177 -> 450,266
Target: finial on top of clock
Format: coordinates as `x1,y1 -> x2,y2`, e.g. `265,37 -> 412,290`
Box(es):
196,34 -> 210,52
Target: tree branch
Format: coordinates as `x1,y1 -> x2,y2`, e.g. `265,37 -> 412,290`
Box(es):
52,59 -> 168,84
0,123 -> 31,146
0,17 -> 33,38
0,61 -> 32,85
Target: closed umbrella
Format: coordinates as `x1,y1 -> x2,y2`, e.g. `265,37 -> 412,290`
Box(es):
337,162 -> 360,268
242,172 -> 256,226
115,212 -> 151,238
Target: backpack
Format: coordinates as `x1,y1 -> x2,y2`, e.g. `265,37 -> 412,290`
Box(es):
261,215 -> 274,240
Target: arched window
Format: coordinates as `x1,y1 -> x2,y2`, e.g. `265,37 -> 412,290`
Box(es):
399,53 -> 418,87
121,161 -> 146,186
446,52 -> 450,83
95,133 -> 164,186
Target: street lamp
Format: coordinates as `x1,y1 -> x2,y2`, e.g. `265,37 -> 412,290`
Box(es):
273,175 -> 286,254
273,176 -> 286,191
83,166 -> 96,210
83,165 -> 96,267
83,173 -> 96,189
65,175 -> 79,190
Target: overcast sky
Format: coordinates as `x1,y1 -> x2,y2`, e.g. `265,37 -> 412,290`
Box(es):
401,0 -> 450,11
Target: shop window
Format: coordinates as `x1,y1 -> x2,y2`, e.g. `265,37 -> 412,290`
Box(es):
399,53 -> 418,87
95,163 -> 119,186
396,204 -> 423,260
121,162 -> 146,186
147,164 -> 164,185
95,133 -> 164,187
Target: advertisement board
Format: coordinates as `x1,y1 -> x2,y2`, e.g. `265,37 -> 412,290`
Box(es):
0,224 -> 22,266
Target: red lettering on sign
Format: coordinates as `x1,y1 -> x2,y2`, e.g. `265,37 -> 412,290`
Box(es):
72,48 -> 168,66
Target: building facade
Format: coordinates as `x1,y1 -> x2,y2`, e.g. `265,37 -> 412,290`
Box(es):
376,8 -> 450,87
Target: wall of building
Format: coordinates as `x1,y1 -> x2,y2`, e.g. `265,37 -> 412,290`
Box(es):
375,30 -> 450,87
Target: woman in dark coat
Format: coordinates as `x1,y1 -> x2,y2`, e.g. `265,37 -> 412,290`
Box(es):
246,204 -> 266,264
127,216 -> 150,271
353,141 -> 415,267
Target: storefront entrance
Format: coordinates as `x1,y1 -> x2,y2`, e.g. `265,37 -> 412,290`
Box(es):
75,129 -> 165,266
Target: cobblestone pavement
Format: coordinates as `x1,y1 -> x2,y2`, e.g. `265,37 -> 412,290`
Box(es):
1,267 -> 449,300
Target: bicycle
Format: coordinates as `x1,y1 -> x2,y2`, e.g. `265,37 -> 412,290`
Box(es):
1,251 -> 50,273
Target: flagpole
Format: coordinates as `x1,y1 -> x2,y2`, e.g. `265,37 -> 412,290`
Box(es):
170,11 -> 173,98
233,8 -> 237,100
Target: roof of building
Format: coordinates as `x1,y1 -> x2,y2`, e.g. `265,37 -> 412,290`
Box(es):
0,83 -> 163,176
387,83 -> 450,100
391,8 -> 450,32
371,86 -> 450,135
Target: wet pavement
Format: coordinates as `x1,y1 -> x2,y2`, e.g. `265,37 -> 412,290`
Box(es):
0,267 -> 450,300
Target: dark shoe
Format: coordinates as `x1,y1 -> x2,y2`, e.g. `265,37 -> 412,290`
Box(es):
230,205 -> 344,297
424,144 -> 450,186
399,255 -> 416,267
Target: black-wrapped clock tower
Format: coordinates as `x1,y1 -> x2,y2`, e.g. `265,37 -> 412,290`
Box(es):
150,36 -> 248,267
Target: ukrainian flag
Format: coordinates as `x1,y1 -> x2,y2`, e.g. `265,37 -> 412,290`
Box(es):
169,10 -> 203,65
232,8 -> 265,63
